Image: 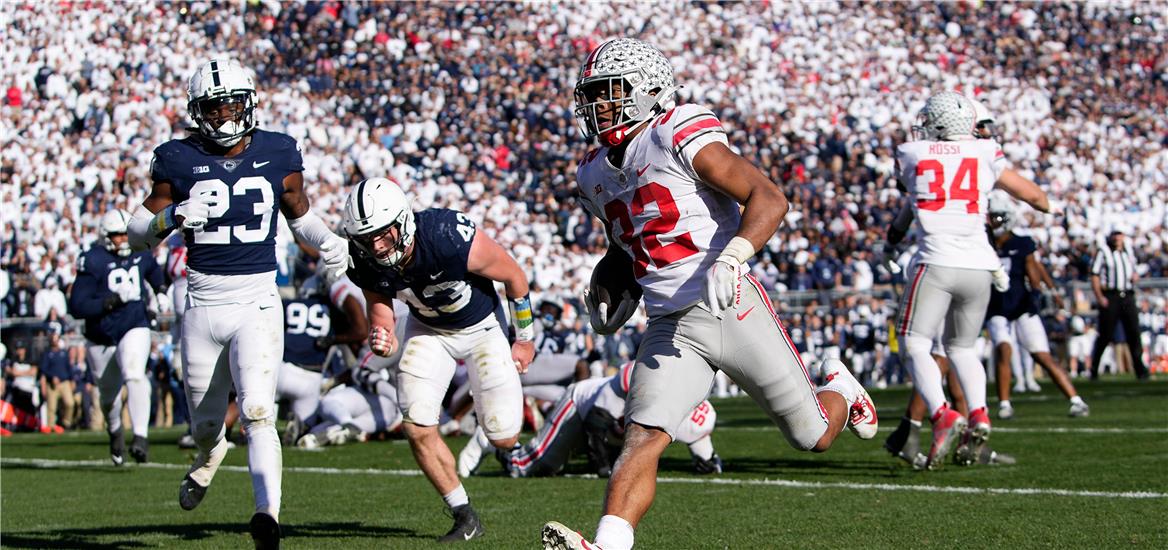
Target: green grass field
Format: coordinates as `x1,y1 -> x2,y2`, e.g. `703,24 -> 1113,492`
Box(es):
3,377 -> 1167,549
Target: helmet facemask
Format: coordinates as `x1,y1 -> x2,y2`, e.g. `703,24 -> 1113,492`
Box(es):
573,38 -> 678,147
189,92 -> 257,148
351,211 -> 416,268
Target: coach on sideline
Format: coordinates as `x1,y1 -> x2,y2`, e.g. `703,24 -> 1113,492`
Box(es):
1089,229 -> 1149,380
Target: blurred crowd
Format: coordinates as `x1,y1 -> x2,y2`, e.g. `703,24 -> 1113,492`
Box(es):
2,1 -> 1167,424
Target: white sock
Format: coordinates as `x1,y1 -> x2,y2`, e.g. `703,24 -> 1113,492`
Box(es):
125,378 -> 151,438
443,484 -> 469,509
246,421 -> 282,522
595,515 -> 634,550
1070,396 -> 1085,406
188,437 -> 230,487
688,436 -> 715,461
908,419 -> 922,429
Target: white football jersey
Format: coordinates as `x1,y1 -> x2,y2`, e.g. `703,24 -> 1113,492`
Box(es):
577,104 -> 739,317
897,139 -> 1010,270
328,275 -> 365,311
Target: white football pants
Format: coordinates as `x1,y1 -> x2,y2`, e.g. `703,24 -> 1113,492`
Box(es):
87,327 -> 152,438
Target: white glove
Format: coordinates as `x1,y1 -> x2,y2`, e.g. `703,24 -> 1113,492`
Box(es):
583,286 -> 638,335
991,266 -> 1010,293
318,235 -> 350,280
174,194 -> 215,229
369,326 -> 398,357
702,255 -> 743,318
880,243 -> 902,275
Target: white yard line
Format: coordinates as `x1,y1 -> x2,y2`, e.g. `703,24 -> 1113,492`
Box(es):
3,457 -> 1163,500
717,426 -> 1168,434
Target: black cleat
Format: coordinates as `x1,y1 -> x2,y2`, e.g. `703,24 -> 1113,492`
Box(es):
129,435 -> 149,463
109,427 -> 125,466
179,474 -> 209,511
438,504 -> 484,543
249,512 -> 281,550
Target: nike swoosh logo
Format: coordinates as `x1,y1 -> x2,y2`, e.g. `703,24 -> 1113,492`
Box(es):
736,306 -> 755,321
253,161 -> 271,169
259,305 -> 273,310
430,271 -> 444,280
463,526 -> 478,540
637,164 -> 650,176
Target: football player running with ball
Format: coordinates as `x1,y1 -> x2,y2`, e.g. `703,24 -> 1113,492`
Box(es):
893,91 -> 1050,471
128,59 -> 349,549
341,177 -> 535,543
542,38 -> 878,550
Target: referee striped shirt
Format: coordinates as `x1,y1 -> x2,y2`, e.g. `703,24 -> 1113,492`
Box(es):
1091,244 -> 1136,291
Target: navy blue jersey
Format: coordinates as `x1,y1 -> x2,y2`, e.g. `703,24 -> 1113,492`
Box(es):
282,296 -> 334,370
68,247 -> 164,345
348,208 -> 499,330
536,327 -> 570,356
850,320 -> 876,353
987,234 -> 1037,320
150,130 -> 301,275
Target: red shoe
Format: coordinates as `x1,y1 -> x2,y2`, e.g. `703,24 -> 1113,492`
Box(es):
0,427 -> 12,437
926,405 -> 967,470
955,407 -> 992,466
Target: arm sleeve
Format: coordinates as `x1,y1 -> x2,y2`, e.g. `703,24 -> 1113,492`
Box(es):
287,210 -> 339,250
67,262 -> 106,319
671,106 -> 729,179
888,201 -> 915,245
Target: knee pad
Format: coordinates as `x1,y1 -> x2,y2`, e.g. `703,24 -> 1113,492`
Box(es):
903,335 -> 936,363
240,395 -> 276,428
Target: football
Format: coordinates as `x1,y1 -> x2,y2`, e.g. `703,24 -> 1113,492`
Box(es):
591,250 -> 643,308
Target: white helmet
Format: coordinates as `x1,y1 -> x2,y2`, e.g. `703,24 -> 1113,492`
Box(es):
987,190 -> 1016,237
342,178 -> 416,267
970,98 -> 995,139
574,38 -> 678,147
912,91 -> 976,141
187,58 -> 258,148
100,209 -> 132,257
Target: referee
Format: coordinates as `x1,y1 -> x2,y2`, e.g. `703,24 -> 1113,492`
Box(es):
1089,230 -> 1149,380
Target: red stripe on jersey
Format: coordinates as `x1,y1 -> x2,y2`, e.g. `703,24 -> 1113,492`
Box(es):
330,284 -> 347,309
995,150 -> 1004,158
620,362 -> 633,394
672,117 -> 721,147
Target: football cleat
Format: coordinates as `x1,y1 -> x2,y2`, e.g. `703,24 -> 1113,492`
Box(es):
109,427 -> 125,467
129,435 -> 149,464
438,504 -> 484,543
926,405 -> 967,470
1012,382 -> 1027,394
885,420 -> 923,467
178,433 -> 197,449
542,521 -> 600,550
297,433 -> 321,450
997,402 -> 1014,420
692,453 -> 723,475
282,415 -> 306,447
954,407 -> 992,467
820,359 -> 878,439
525,396 -> 546,432
249,512 -> 281,550
178,474 -> 209,511
337,423 -> 367,445
978,446 -> 1017,465
1026,380 -> 1041,393
1068,400 -> 1090,418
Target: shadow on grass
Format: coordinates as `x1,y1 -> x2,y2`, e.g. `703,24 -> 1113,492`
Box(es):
0,521 -> 427,548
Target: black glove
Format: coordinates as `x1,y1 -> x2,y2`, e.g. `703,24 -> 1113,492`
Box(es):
692,453 -> 723,475
582,408 -> 620,477
314,335 -> 335,351
102,294 -> 124,312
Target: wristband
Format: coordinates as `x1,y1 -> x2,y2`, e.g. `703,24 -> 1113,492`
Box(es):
720,236 -> 756,264
150,205 -> 177,236
510,295 -> 534,342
